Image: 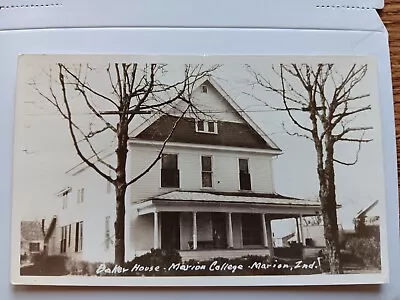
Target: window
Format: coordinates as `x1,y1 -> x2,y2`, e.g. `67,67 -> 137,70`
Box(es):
201,156 -> 213,188
241,214 -> 262,246
29,242 -> 40,252
195,120 -> 218,134
161,154 -> 179,188
62,192 -> 68,209
60,225 -> 68,253
208,121 -> 215,133
197,120 -> 205,132
77,188 -> 84,203
75,221 -> 83,252
68,224 -> 72,248
201,85 -> 208,93
105,216 -> 111,250
239,158 -> 251,190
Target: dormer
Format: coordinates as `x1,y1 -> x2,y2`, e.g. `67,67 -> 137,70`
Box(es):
195,119 -> 218,134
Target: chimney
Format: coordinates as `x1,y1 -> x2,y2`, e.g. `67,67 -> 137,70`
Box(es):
41,219 -> 45,235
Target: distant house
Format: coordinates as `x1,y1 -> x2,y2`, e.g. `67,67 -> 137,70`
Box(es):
354,200 -> 380,239
44,77 -> 330,263
20,221 -> 45,258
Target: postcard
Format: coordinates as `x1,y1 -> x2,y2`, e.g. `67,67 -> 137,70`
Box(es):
10,55 -> 387,286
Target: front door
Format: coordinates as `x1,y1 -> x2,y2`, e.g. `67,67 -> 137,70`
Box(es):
161,212 -> 181,250
211,212 -> 228,249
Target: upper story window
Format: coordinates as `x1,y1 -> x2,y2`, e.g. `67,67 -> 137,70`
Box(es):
58,187 -> 71,210
77,188 -> 84,203
201,156 -> 213,188
161,154 -> 180,188
239,158 -> 252,191
201,85 -> 208,93
62,191 -> 69,209
195,120 -> 218,134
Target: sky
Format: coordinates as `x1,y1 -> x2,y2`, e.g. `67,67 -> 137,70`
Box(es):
12,55 -> 385,235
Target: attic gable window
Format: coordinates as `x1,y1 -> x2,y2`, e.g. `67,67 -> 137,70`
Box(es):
201,85 -> 208,93
195,120 -> 218,134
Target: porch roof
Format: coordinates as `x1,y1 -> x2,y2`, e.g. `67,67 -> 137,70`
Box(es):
135,190 -> 326,216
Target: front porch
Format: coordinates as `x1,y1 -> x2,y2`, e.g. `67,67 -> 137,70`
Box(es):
133,191 -> 322,261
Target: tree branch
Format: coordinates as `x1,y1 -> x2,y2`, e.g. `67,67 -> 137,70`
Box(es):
279,64 -> 313,133
58,65 -> 115,183
60,64 -> 119,109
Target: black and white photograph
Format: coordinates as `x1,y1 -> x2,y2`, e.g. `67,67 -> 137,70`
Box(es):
10,55 -> 387,286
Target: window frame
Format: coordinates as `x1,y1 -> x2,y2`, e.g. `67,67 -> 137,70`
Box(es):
201,155 -> 213,188
238,158 -> 252,191
201,84 -> 208,93
62,192 -> 68,209
29,242 -> 40,252
77,188 -> 84,203
195,120 -> 218,134
68,224 -> 72,248
75,221 -> 83,253
60,225 -> 68,253
160,153 -> 180,188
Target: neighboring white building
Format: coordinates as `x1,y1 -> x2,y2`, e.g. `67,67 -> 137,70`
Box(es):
354,200 -> 380,239
45,77 -> 324,263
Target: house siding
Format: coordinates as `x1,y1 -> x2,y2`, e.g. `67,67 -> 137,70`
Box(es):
129,210 -> 154,254
47,161 -> 118,263
182,81 -> 243,124
128,143 -> 276,204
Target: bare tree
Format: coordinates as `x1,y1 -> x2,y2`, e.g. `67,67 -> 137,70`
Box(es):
32,62 -> 219,265
247,63 -> 372,274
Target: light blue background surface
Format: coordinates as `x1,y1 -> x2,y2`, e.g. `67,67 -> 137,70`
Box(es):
0,1 -> 399,298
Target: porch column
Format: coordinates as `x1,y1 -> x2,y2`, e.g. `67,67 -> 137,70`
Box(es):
265,215 -> 274,257
299,214 -> 305,246
153,211 -> 159,249
261,214 -> 268,248
192,212 -> 198,250
227,213 -> 234,248
295,217 -> 301,243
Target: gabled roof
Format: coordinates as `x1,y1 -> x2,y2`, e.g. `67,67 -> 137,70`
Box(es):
355,200 -> 379,219
21,221 -> 44,241
135,115 -> 277,150
130,76 -> 281,152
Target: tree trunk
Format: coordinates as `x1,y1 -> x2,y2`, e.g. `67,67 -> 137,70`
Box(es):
114,186 -> 126,266
114,121 -> 129,266
319,143 -> 342,274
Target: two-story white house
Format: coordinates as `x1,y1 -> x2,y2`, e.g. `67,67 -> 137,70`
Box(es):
44,77 -> 323,263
